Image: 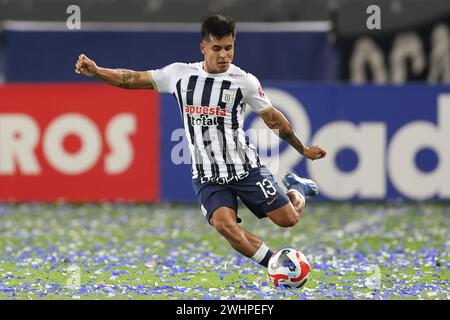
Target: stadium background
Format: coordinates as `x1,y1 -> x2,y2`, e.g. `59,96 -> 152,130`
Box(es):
0,0 -> 449,301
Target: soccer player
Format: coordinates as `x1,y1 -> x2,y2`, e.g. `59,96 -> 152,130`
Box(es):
75,15 -> 327,268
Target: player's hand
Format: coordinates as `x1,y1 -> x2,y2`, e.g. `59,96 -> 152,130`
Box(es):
303,145 -> 327,161
75,54 -> 98,77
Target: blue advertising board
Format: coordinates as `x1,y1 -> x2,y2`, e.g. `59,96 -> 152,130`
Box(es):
160,84 -> 450,201
4,29 -> 336,82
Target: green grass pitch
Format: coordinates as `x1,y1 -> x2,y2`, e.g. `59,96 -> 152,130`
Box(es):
0,202 -> 448,299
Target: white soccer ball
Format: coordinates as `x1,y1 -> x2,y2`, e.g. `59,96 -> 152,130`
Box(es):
267,248 -> 311,288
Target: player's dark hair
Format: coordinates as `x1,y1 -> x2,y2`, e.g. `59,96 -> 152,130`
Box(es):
201,15 -> 236,41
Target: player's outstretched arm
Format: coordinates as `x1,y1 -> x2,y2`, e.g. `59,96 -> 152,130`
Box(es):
259,106 -> 327,160
75,54 -> 156,90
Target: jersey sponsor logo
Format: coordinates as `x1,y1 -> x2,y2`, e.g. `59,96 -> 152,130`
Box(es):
190,114 -> 218,127
185,105 -> 227,127
185,105 -> 227,117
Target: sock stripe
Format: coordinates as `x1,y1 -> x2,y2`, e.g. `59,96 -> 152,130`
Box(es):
251,243 -> 273,268
260,250 -> 273,268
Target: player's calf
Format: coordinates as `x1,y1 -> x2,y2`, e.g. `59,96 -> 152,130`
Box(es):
210,207 -> 256,256
210,207 -> 275,267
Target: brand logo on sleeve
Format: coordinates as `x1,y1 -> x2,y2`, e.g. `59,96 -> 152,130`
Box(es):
258,86 -> 265,98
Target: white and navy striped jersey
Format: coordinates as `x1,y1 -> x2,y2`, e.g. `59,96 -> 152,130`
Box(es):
150,62 -> 272,179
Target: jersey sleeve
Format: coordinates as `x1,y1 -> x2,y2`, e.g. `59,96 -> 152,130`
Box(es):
149,63 -> 180,93
242,73 -> 272,114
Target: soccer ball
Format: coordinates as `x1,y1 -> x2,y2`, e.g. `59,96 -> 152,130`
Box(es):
267,248 -> 311,288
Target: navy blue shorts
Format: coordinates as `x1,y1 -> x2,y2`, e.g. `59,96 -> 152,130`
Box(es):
192,166 -> 290,224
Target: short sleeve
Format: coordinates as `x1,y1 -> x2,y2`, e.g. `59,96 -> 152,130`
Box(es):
150,63 -> 179,93
242,74 -> 272,114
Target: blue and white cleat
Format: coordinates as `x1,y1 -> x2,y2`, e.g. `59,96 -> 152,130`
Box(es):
282,173 -> 319,197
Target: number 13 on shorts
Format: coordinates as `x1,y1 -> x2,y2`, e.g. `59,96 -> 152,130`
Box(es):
256,179 -> 277,199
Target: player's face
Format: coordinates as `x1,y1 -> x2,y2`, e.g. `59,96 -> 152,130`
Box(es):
201,34 -> 235,73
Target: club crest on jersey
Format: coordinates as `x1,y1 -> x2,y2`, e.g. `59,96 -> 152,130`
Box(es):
222,89 -> 236,104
